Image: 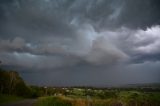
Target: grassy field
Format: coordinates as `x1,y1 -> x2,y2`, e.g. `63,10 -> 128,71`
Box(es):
35,90 -> 160,106
0,94 -> 24,105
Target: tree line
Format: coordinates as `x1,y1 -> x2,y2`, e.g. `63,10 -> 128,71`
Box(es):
0,68 -> 47,98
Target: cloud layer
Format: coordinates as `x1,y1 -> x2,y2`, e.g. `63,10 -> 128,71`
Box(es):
0,0 -> 160,86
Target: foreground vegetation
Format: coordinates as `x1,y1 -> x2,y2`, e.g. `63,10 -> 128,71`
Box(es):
0,68 -> 34,98
35,90 -> 160,106
0,68 -> 33,104
0,68 -> 160,106
0,94 -> 23,105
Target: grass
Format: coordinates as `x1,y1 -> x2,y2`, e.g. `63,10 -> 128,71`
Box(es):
118,91 -> 160,106
35,96 -> 72,106
0,94 -> 24,105
35,96 -> 122,106
35,91 -> 160,106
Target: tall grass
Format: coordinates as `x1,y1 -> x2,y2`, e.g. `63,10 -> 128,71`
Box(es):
35,96 -> 72,106
35,91 -> 160,106
35,96 -> 122,106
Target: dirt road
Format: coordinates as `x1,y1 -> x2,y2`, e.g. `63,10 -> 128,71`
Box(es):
1,99 -> 37,106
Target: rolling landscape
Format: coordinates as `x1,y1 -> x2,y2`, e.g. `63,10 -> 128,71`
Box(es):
0,0 -> 160,106
0,68 -> 160,106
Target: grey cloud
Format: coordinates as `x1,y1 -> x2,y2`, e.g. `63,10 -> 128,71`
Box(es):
1,25 -> 160,69
133,26 -> 160,54
0,37 -> 25,52
85,36 -> 128,65
0,52 -> 79,70
0,0 -> 160,86
1,0 -> 159,40
21,61 -> 160,86
124,25 -> 160,63
116,0 -> 160,29
0,29 -> 129,69
0,25 -> 160,69
96,25 -> 160,63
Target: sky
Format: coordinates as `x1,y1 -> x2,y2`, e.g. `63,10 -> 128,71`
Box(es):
0,0 -> 160,86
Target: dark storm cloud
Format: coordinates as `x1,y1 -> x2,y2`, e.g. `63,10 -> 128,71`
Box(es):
115,0 -> 160,29
0,0 -> 160,86
21,61 -> 160,86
